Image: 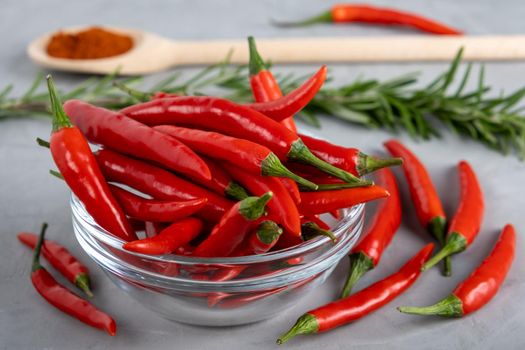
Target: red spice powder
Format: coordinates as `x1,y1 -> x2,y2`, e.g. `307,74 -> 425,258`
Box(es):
46,27 -> 133,59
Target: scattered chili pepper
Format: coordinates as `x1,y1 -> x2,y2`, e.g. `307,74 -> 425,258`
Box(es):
399,225 -> 515,317
46,76 -> 135,241
422,161 -> 484,275
300,134 -> 402,176
248,36 -> 297,133
223,163 -> 301,236
197,156 -> 249,200
18,231 -> 93,297
120,96 -> 369,185
193,192 -> 273,257
340,167 -> 402,297
384,140 -> 446,245
64,99 -> 211,182
154,125 -> 317,190
96,149 -> 233,222
110,185 -> 207,222
123,217 -> 203,255
298,185 -> 389,216
277,243 -> 434,344
30,223 -> 116,336
274,4 -> 462,35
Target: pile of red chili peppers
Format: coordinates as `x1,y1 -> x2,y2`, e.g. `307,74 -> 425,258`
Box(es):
23,36 -> 515,341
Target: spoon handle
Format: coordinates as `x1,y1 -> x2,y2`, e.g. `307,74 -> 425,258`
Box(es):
172,35 -> 525,65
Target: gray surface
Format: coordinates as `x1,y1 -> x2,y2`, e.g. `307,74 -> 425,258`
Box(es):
1,0 -> 524,349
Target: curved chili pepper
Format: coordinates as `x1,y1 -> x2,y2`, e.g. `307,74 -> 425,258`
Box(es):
223,163 -> 301,236
30,223 -> 116,336
63,100 -> 211,182
298,185 -> 389,216
384,140 -> 446,245
193,192 -> 273,257
422,161 -> 484,274
300,134 -> 402,176
197,156 -> 248,200
46,76 -> 135,241
340,167 -> 402,298
18,232 -> 93,297
123,217 -> 203,255
120,96 -> 368,185
96,149 -> 233,222
277,243 -> 434,344
110,185 -> 207,222
275,4 -> 462,35
399,225 -> 515,317
153,125 -> 316,190
248,37 -> 297,133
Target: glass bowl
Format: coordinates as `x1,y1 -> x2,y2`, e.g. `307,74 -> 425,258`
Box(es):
72,195 -> 365,326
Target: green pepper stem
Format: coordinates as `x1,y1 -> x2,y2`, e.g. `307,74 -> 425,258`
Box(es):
357,153 -> 403,176
261,152 -> 318,190
428,216 -> 447,246
36,137 -> 50,148
31,223 -> 49,272
225,181 -> 249,200
421,232 -> 467,272
247,36 -> 267,76
112,81 -> 152,102
301,182 -> 365,191
277,313 -> 319,345
239,192 -> 273,220
75,273 -> 94,298
443,255 -> 453,277
46,75 -> 72,132
288,139 -> 372,186
301,222 -> 337,243
340,252 -> 374,298
256,221 -> 283,244
398,295 -> 464,318
271,10 -> 333,28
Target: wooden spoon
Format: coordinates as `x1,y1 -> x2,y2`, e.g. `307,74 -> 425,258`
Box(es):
27,26 -> 525,75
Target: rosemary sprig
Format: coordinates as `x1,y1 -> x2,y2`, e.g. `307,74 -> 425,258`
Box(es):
1,49 -> 524,159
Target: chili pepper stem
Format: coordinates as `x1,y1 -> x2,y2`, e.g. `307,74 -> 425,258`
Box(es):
113,81 -> 152,102
75,273 -> 94,298
239,192 -> 273,220
444,256 -> 453,277
428,216 -> 447,246
257,221 -> 283,244
36,137 -> 50,148
247,36 -> 266,75
261,152 -> 318,190
357,154 -> 403,176
303,182 -> 366,191
225,181 -> 249,200
421,233 -> 467,272
277,313 -> 319,345
289,140 -> 371,186
271,10 -> 333,28
32,223 -> 49,272
340,252 -> 374,298
301,222 -> 337,243
46,75 -> 73,132
398,295 -> 463,317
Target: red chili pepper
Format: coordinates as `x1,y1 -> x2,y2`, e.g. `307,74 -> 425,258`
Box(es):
300,134 -> 402,176
340,167 -> 402,297
275,4 -> 462,35
193,192 -> 273,257
239,220 -> 283,255
46,76 -> 135,241
279,178 -> 301,204
110,185 -> 207,222
223,163 -> 301,236
63,100 -> 211,182
399,225 -> 515,317
123,217 -> 203,255
30,223 -> 116,336
96,149 -> 233,222
421,161 -> 484,274
18,231 -> 93,297
120,96 -> 368,185
153,125 -> 316,190
197,156 -> 248,200
298,185 -> 389,216
384,140 -> 446,245
277,243 -> 434,344
248,37 -> 297,133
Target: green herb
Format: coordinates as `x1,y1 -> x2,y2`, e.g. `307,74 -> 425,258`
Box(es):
1,49 -> 524,159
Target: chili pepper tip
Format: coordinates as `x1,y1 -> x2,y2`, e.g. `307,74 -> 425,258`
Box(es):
277,313 -> 319,344
398,294 -> 463,318
340,252 -> 374,298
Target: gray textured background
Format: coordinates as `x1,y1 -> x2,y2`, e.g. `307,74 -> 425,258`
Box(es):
1,0 -> 524,349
